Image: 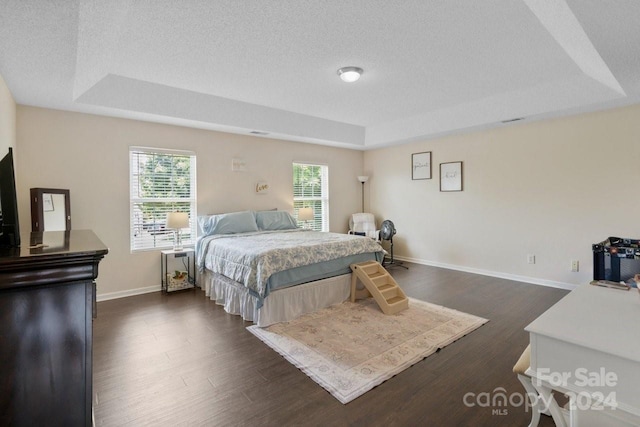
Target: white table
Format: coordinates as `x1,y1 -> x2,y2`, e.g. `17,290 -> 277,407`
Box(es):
526,283 -> 640,426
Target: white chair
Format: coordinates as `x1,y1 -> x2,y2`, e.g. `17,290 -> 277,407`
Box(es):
513,344 -> 567,427
348,213 -> 380,241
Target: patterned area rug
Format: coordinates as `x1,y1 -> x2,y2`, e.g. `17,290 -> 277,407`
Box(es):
247,298 -> 488,404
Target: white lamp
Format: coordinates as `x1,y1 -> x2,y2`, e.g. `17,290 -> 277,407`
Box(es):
298,207 -> 314,229
337,66 -> 363,83
357,175 -> 369,212
166,212 -> 189,251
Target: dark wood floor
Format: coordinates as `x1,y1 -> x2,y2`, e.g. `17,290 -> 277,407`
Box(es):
93,262 -> 568,426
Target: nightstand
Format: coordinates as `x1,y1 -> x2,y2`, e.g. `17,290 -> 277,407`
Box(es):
161,248 -> 196,292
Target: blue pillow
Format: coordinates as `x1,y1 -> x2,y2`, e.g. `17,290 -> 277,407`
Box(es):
198,211 -> 259,235
255,211 -> 299,231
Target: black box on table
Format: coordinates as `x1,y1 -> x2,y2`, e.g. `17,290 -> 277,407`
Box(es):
592,237 -> 640,282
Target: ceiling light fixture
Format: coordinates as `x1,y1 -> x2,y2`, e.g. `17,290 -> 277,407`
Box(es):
337,66 -> 363,83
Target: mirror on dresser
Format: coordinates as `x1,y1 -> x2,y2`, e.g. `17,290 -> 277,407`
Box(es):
30,188 -> 71,231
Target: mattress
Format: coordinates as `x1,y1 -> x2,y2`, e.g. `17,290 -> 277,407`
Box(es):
267,252 -> 382,292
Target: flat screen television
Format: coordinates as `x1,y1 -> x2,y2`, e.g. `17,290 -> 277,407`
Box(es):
0,147 -> 20,247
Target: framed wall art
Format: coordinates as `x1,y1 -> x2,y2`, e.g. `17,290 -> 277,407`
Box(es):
440,161 -> 463,192
411,151 -> 432,180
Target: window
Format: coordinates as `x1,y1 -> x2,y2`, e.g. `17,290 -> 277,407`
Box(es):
293,163 -> 329,231
130,147 -> 196,251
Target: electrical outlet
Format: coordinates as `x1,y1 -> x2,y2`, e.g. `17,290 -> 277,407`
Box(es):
527,254 -> 536,264
571,260 -> 579,272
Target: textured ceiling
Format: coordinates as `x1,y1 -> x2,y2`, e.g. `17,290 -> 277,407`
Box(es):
1,0 -> 640,149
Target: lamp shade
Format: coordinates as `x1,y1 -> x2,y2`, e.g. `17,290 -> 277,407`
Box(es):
357,175 -> 369,183
298,207 -> 314,221
166,212 -> 189,229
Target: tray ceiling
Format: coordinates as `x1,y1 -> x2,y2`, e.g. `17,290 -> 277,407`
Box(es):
1,0 -> 639,149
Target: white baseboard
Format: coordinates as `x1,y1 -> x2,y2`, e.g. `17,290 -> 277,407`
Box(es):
97,257 -> 576,302
97,285 -> 161,302
394,255 -> 577,291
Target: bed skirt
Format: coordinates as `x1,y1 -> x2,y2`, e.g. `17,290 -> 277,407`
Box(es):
201,269 -> 351,327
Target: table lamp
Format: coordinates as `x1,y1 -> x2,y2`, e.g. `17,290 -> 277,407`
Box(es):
298,207 -> 314,229
166,212 -> 189,251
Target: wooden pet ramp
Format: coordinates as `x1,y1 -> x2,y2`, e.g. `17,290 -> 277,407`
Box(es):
350,261 -> 409,315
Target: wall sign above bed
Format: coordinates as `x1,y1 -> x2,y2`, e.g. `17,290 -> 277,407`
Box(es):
256,181 -> 269,194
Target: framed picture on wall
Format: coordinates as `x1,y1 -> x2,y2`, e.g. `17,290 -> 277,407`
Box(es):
440,161 -> 463,192
412,151 -> 432,180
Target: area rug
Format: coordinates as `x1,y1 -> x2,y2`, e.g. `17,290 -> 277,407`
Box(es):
247,298 -> 488,404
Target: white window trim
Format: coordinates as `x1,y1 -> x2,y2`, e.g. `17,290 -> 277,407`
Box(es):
130,146 -> 197,252
293,162 -> 329,232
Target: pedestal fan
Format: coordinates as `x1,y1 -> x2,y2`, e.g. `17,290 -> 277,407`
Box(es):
379,220 -> 408,269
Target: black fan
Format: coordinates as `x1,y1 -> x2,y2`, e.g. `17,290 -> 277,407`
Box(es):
379,220 -> 407,269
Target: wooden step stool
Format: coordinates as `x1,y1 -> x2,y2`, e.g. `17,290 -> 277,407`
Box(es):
350,261 -> 409,315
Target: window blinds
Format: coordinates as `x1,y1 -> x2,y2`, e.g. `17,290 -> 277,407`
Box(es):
293,163 -> 329,231
130,147 -> 196,251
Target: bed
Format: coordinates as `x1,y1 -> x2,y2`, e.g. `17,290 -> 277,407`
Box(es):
196,210 -> 384,326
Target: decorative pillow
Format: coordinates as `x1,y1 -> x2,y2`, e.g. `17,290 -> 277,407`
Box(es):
255,210 -> 299,231
198,211 -> 259,235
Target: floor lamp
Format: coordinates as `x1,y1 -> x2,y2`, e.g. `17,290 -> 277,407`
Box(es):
357,175 -> 369,212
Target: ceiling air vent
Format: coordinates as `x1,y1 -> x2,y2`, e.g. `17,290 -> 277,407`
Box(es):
501,117 -> 524,124
250,131 -> 269,136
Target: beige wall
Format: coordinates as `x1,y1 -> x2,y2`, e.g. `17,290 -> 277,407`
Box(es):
0,74 -> 16,155
16,106 -> 364,298
15,102 -> 640,297
365,104 -> 640,288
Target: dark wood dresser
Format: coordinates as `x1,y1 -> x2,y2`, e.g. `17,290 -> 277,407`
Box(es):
0,230 -> 108,426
